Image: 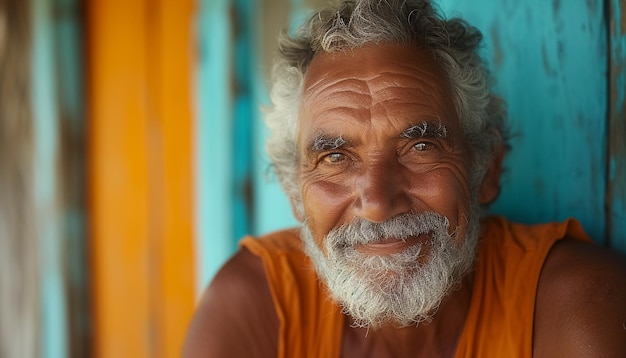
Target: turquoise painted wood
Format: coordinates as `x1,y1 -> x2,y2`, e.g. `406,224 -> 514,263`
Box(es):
195,0 -> 235,290
608,0 -> 626,253
252,0 -> 299,236
438,0 -> 608,243
53,0 -> 89,355
251,0 -> 615,244
233,0 -> 255,240
32,0 -> 68,356
198,0 -> 295,288
32,0 -> 86,355
250,0 -> 617,241
200,0 -> 626,287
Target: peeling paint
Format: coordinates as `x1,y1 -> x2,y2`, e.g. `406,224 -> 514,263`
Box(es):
490,23 -> 503,69
609,158 -> 617,181
541,43 -> 556,77
614,0 -> 625,37
608,0 -> 626,252
617,72 -> 626,113
610,0 -> 626,113
557,40 -> 565,63
585,0 -> 598,17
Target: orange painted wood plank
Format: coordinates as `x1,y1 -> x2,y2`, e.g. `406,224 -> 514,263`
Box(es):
87,0 -> 196,356
86,0 -> 151,356
148,0 -> 197,356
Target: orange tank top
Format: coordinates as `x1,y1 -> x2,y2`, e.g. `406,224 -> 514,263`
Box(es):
240,216 -> 591,357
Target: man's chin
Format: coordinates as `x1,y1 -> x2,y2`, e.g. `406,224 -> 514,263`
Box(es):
343,300 -> 441,329
300,210 -> 481,329
333,268 -> 447,328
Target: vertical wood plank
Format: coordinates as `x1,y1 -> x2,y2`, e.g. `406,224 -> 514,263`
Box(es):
195,0 -> 235,288
608,0 -> 626,253
233,0 -> 255,241
32,0 -> 68,357
253,0 -> 300,236
53,0 -> 89,355
149,0 -> 196,355
87,0 -> 151,355
0,1 -> 40,357
88,0 -> 196,354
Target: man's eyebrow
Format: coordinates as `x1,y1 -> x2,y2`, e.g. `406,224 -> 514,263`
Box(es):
400,121 -> 448,139
309,134 -> 348,152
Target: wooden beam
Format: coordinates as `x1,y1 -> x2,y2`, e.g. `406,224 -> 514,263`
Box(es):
53,0 -> 90,356
148,0 -> 196,355
0,1 -> 40,357
87,0 -> 195,356
195,0 -> 235,288
607,0 -> 626,253
32,0 -> 68,356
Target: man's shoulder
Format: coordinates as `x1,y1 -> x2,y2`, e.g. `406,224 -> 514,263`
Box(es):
537,238 -> 626,307
538,238 -> 626,305
183,247 -> 280,357
240,227 -> 303,254
533,238 -> 626,357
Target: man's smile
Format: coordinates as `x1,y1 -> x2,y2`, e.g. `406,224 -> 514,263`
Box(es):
355,234 -> 428,256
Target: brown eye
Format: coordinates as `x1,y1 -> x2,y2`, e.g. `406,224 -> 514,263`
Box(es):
413,142 -> 430,151
323,152 -> 346,163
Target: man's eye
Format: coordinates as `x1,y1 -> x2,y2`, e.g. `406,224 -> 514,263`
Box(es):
413,142 -> 431,151
323,153 -> 346,163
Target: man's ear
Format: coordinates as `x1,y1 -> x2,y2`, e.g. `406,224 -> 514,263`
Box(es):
290,197 -> 304,222
291,203 -> 304,222
478,143 -> 505,205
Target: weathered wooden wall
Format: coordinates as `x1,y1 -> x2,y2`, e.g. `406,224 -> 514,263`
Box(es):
196,0 -> 626,288
198,0 -> 625,304
608,0 -> 626,253
54,0 -> 89,356
244,0 -> 626,253
437,0 -> 625,249
0,1 -> 40,357
6,0 -> 623,356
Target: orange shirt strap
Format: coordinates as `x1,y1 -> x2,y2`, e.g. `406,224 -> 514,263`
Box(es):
455,216 -> 592,357
241,232 -> 344,358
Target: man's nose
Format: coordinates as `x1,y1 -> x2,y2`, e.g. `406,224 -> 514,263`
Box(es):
353,162 -> 412,223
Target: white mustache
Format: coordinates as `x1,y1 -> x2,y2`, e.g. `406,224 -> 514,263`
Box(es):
326,211 -> 452,249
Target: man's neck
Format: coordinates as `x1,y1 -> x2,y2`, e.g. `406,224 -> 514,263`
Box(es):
340,272 -> 475,358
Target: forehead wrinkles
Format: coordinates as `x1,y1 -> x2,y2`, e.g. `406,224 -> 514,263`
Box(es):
304,67 -> 446,108
299,47 -> 458,135
302,76 -> 370,107
368,66 -> 446,101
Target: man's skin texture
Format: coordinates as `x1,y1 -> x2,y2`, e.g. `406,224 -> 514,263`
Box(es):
183,43 -> 626,357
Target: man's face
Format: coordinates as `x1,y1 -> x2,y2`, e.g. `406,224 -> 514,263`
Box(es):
296,43 -> 484,327
298,43 -> 475,252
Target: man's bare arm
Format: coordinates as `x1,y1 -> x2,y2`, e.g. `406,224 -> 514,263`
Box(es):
183,247 -> 279,358
533,239 -> 626,357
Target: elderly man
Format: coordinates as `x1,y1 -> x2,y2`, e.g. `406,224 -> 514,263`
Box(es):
184,0 -> 626,356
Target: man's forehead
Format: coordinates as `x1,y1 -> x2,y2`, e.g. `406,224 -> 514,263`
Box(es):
300,44 -> 455,113
303,43 -> 448,88
297,43 -> 461,147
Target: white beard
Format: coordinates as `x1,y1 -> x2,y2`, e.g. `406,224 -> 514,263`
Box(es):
300,210 -> 480,328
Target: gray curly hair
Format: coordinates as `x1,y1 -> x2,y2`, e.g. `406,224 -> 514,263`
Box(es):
264,0 -> 508,217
